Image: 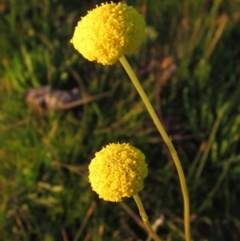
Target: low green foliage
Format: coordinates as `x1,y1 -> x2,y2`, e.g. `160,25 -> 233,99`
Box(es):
0,0 -> 240,240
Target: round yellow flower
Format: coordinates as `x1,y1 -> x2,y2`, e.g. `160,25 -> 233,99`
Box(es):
89,143 -> 148,202
70,2 -> 145,65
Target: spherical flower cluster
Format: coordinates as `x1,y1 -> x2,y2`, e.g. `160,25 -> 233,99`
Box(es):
70,2 -> 146,65
89,143 -> 148,202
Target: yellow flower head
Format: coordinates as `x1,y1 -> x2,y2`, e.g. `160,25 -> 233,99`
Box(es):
89,143 -> 148,202
70,2 -> 145,65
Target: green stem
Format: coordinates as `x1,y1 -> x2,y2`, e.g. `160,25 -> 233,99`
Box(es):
133,194 -> 163,241
119,55 -> 191,241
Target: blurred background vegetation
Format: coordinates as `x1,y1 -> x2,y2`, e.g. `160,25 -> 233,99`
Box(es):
0,0 -> 240,240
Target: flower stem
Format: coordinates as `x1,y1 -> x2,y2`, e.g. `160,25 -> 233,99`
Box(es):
133,194 -> 163,241
119,55 -> 191,241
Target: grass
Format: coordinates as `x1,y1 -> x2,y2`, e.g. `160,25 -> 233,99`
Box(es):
0,0 -> 240,240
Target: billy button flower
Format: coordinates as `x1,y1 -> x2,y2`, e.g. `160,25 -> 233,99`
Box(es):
88,143 -> 147,202
71,2 -> 191,240
70,2 -> 145,65
89,143 -> 163,241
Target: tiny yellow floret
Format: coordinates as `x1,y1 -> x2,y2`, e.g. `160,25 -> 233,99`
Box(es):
89,143 -> 148,202
70,2 -> 145,65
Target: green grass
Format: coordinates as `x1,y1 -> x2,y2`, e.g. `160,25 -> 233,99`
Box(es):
1,0 -> 240,240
